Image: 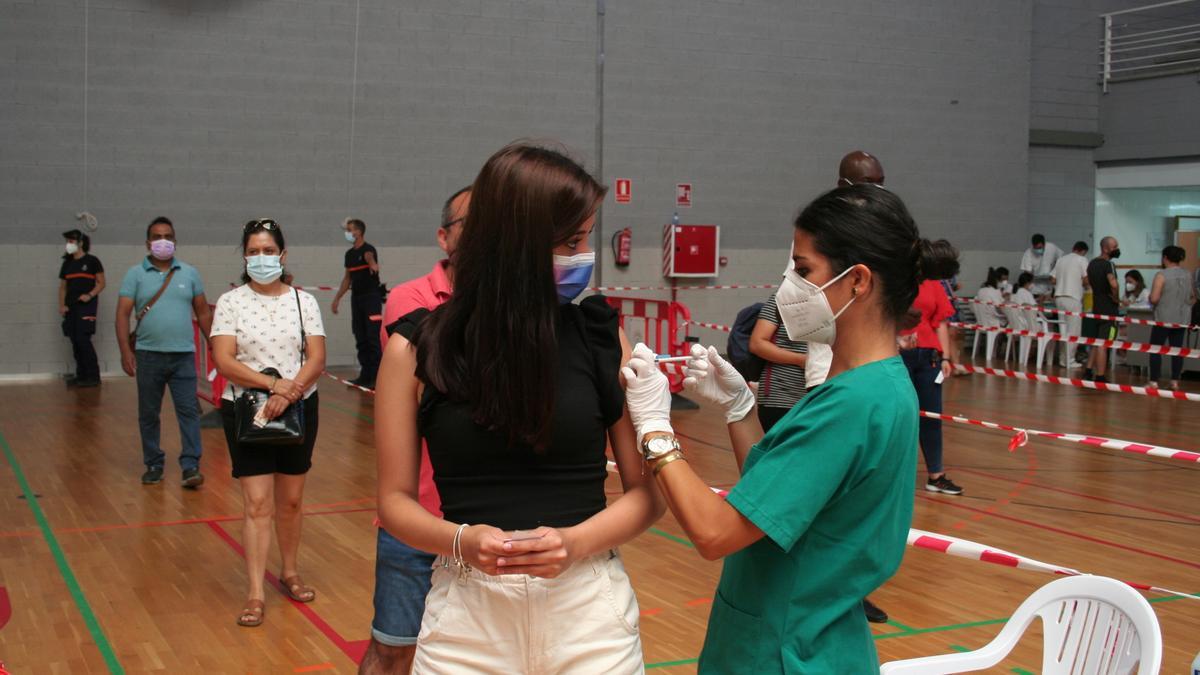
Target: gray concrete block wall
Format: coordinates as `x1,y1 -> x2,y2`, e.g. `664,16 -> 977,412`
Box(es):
1098,74 -> 1200,162
1028,145 -> 1097,249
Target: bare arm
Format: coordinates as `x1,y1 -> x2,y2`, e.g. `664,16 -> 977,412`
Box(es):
1149,274 -> 1165,306
210,335 -> 276,391
115,296 -> 137,375
192,294 -> 213,340
651,450 -> 765,560
749,318 -> 806,367
366,250 -> 379,274
728,414 -> 763,473
331,270 -> 351,313
88,272 -> 106,299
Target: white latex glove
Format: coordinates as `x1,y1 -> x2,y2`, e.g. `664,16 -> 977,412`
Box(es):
620,342 -> 674,446
682,344 -> 755,423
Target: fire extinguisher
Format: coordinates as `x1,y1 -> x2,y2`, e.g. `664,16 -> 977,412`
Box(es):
612,227 -> 632,267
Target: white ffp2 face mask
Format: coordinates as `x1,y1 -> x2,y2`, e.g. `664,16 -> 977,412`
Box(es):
776,266 -> 856,345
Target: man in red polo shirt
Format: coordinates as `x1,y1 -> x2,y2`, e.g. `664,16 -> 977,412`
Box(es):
359,186 -> 469,675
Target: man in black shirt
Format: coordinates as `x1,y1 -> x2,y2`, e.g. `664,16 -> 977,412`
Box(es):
59,229 -> 106,386
332,218 -> 382,388
1085,236 -> 1120,383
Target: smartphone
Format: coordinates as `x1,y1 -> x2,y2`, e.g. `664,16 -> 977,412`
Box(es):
934,369 -> 946,385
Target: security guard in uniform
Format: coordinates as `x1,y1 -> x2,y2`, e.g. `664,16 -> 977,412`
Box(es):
332,218 -> 382,388
59,229 -> 106,386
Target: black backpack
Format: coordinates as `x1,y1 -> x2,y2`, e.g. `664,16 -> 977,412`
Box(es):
727,302 -> 765,382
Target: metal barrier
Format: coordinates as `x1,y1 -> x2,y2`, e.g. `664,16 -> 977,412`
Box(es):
1100,0 -> 1200,91
193,306 -> 227,409
605,296 -> 692,392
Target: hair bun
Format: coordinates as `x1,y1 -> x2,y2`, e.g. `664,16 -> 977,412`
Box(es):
917,238 -> 960,282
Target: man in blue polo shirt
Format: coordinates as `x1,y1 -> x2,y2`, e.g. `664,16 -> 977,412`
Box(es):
115,216 -> 213,488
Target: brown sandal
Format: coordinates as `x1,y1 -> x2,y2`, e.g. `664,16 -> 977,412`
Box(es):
280,574 -> 316,603
237,599 -> 265,627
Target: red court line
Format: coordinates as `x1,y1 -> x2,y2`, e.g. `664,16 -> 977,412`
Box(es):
206,521 -> 368,665
294,664 -> 336,673
917,495 -> 1200,571
952,467 -> 1200,524
0,586 -> 11,630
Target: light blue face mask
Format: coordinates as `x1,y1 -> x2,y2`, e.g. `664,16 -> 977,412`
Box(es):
245,254 -> 283,284
553,252 -> 595,304
344,230 -> 356,243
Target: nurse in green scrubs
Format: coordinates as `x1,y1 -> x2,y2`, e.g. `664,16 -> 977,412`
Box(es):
622,185 -> 959,673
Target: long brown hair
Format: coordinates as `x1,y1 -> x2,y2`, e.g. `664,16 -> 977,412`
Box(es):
414,143 -> 606,448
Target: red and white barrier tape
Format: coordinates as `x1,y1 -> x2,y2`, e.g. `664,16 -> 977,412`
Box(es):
920,410 -> 1200,464
908,529 -> 1200,601
605,462 -> 1196,601
967,298 -> 1192,330
687,320 -> 733,332
323,371 -> 375,394
951,321 -> 1200,359
955,363 -> 1200,402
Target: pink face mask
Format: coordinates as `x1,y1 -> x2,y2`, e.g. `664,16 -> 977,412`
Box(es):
150,239 -> 175,261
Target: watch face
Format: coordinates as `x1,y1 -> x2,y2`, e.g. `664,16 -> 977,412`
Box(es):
644,436 -> 677,460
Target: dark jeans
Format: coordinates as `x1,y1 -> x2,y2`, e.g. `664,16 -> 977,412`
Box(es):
136,350 -> 202,471
351,291 -> 382,382
63,308 -> 99,380
901,348 -> 944,475
1149,326 -> 1185,381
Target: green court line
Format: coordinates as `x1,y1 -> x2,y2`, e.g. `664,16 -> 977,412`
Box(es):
0,429 -> 124,674
646,657 -> 700,669
873,616 -> 1009,640
948,644 -> 970,652
887,618 -> 915,632
649,526 -> 695,548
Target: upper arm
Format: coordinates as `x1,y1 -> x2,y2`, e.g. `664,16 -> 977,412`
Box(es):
376,337 -> 423,499
609,328 -> 648,493
192,293 -> 210,313
749,318 -> 778,343
95,272 -> 106,285
1149,274 -> 1165,304
210,334 -> 237,364
365,251 -> 377,264
116,295 -> 134,317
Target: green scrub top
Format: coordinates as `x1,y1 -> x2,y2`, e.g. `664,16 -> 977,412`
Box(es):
699,356 -> 918,674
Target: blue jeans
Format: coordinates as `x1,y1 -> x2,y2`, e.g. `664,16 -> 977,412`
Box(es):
901,348 -> 944,474
136,350 -> 202,471
371,528 -> 436,646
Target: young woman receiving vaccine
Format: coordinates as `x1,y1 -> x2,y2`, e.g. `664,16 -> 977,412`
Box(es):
375,143 -> 663,673
211,219 -> 327,627
622,185 -> 958,673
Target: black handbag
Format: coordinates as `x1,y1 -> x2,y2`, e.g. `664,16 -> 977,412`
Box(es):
234,290 -> 308,446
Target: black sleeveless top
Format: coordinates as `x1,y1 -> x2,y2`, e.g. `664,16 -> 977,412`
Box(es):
390,295 -> 625,531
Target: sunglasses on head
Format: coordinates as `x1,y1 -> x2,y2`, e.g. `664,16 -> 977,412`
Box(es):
244,218 -> 280,232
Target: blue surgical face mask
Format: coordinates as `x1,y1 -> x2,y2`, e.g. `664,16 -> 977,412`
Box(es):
553,252 -> 595,304
245,254 -> 283,284
344,230 -> 356,243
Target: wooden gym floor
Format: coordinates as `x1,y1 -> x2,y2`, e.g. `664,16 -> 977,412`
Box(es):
0,361 -> 1197,673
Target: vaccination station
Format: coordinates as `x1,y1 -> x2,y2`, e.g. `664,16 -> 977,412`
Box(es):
3,1 -> 1200,673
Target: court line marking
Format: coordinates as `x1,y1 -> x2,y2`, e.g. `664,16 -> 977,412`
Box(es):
207,521 -> 369,666
953,466 -> 1200,523
916,495 -> 1200,570
0,504 -> 376,539
0,429 -> 125,674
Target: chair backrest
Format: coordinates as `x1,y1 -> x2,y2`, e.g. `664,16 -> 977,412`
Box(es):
880,576 -> 1161,674
1002,305 -> 1026,331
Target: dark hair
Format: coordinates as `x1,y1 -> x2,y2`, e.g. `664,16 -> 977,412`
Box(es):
441,186 -> 472,228
983,267 -> 1003,289
61,233 -> 91,259
1017,271 -> 1034,288
996,266 -> 1009,278
1162,245 -> 1185,264
1032,234 -> 1045,246
413,144 -> 606,449
240,219 -> 292,285
147,216 -> 173,240
1124,269 -> 1145,295
347,218 -> 366,235
1073,240 -> 1089,254
793,185 -> 958,323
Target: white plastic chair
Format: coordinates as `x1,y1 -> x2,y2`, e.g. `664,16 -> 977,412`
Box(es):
1037,312 -> 1066,371
880,575 -> 1162,675
971,306 -> 1004,361
1001,305 -> 1031,364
